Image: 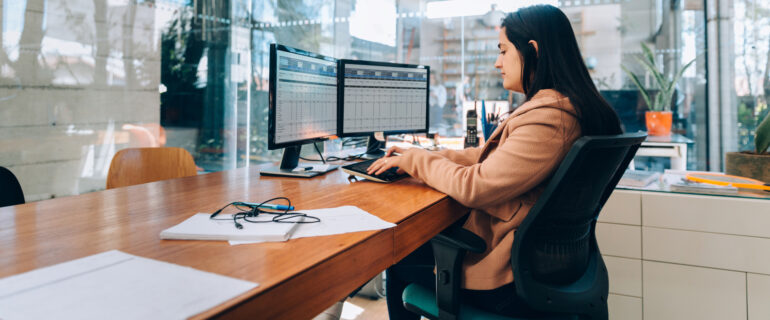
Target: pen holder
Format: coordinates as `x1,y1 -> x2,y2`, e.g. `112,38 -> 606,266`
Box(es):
483,123 -> 497,141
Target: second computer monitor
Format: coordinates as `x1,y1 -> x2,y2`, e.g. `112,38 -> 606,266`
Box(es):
338,60 -> 429,136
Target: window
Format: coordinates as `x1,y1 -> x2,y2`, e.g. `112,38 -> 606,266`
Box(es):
0,0 -> 718,202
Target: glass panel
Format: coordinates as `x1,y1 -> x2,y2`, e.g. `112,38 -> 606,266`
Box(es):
0,0 -> 711,203
574,0 -> 706,171
1,0 -> 166,200
732,0 -> 770,153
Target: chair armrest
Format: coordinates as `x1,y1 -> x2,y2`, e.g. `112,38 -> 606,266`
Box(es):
430,225 -> 486,320
432,226 -> 486,254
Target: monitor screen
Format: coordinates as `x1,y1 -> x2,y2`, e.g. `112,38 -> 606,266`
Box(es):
268,44 -> 338,149
339,60 -> 429,136
600,89 -> 656,133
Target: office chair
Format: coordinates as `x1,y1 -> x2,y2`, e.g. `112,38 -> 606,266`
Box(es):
401,132 -> 647,320
0,166 -> 25,207
106,147 -> 197,189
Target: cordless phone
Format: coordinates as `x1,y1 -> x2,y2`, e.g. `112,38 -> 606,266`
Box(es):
464,108 -> 479,148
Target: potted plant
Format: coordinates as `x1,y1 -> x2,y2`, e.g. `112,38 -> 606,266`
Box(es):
725,112 -> 770,183
622,43 -> 695,136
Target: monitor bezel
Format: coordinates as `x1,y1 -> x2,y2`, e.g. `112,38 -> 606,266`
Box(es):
337,59 -> 430,137
268,43 -> 338,150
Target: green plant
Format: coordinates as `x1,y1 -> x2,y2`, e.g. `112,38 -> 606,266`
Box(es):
757,112 -> 770,154
622,43 -> 696,112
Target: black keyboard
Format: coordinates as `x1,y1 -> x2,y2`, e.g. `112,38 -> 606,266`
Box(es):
341,158 -> 408,183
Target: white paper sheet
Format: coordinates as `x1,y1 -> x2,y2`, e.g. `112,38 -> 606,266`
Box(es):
160,213 -> 300,241
229,206 -> 396,245
0,250 -> 258,320
292,164 -> 332,172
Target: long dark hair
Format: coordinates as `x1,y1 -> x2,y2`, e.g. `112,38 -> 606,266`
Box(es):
502,5 -> 622,136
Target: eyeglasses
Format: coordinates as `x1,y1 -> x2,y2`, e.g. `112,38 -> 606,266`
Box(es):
209,197 -> 320,229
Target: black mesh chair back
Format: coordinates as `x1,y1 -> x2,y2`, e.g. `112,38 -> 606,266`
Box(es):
0,166 -> 25,207
511,132 -> 646,319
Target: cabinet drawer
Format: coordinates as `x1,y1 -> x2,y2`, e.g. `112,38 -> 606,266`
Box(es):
604,256 -> 641,297
642,192 -> 770,237
749,273 -> 770,320
608,294 -> 641,320
599,190 -> 641,225
597,223 -> 641,259
643,227 -> 770,274
643,261 -> 746,320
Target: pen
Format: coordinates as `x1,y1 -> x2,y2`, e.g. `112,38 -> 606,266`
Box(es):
241,202 -> 295,211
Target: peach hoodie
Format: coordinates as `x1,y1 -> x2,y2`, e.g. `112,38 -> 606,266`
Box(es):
398,89 -> 581,290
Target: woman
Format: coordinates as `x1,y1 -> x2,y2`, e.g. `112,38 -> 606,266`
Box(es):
367,4 -> 622,319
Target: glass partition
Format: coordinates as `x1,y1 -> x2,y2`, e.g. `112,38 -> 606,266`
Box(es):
0,0 -> 713,202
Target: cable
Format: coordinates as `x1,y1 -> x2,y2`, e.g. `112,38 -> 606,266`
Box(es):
325,153 -> 365,161
209,197 -> 321,229
341,137 -> 367,148
312,142 -> 326,164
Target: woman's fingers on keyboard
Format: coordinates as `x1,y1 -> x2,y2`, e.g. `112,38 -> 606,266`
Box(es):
372,156 -> 402,176
367,159 -> 384,175
386,146 -> 405,157
366,159 -> 382,175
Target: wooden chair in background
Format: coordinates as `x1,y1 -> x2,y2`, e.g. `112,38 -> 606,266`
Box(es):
106,147 -> 197,189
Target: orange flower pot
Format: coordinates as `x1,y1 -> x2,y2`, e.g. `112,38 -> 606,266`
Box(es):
645,111 -> 672,136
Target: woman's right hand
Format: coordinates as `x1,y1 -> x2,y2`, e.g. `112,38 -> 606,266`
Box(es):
385,146 -> 407,157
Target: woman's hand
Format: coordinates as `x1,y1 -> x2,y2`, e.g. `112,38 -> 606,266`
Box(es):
385,146 -> 407,157
367,147 -> 407,176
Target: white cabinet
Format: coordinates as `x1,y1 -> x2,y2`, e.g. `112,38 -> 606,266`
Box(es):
597,189 -> 770,320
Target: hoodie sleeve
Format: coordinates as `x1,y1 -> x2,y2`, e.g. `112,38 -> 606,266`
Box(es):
432,147 -> 483,166
398,107 -> 579,221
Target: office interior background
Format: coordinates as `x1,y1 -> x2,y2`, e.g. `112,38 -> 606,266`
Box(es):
0,0 -> 767,202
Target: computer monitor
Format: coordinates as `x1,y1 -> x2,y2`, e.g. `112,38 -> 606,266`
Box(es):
600,89 -> 672,134
338,60 -> 429,157
600,90 -> 647,133
263,43 -> 339,178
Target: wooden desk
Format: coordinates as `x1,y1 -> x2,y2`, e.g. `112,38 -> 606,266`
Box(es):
0,166 -> 466,319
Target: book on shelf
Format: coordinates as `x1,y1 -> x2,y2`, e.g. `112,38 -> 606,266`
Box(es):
618,170 -> 660,188
669,179 -> 739,195
662,170 -> 739,195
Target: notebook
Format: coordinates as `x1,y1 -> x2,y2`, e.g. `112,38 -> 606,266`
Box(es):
160,213 -> 302,242
0,250 -> 257,319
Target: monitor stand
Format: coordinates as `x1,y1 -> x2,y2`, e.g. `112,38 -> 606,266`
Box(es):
260,145 -> 338,178
361,134 -> 386,160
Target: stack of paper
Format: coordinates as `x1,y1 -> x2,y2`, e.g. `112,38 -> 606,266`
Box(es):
229,206 -> 396,245
160,213 -> 302,242
618,170 -> 661,188
0,250 -> 257,320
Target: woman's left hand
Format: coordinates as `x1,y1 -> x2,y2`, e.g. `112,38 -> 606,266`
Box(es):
367,154 -> 406,176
